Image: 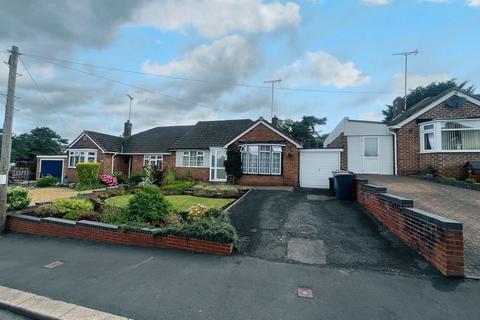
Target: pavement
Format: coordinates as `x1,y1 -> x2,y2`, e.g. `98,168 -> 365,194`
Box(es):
230,189 -> 435,274
360,174 -> 480,278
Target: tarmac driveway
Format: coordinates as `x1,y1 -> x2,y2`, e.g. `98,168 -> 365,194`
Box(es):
229,189 -> 435,274
360,175 -> 480,278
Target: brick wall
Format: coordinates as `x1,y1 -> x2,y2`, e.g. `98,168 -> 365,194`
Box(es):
396,100 -> 480,178
355,178 -> 464,277
327,133 -> 347,171
236,123 -> 300,186
6,214 -> 233,255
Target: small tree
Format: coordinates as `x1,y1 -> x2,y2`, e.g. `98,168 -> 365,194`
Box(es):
224,145 -> 242,184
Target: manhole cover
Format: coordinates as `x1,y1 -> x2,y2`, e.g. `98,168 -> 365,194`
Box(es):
297,287 -> 314,299
44,261 -> 64,269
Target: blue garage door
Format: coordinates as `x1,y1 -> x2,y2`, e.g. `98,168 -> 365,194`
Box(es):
40,160 -> 63,181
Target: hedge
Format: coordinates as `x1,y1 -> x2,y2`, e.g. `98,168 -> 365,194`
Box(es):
76,162 -> 101,185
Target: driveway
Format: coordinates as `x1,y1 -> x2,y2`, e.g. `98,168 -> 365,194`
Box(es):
0,234 -> 479,320
360,175 -> 480,278
229,189 -> 435,274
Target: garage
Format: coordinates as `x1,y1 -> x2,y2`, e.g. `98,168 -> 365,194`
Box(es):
36,156 -> 66,183
299,149 -> 342,188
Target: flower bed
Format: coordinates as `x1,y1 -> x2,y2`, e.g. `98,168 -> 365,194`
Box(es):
6,185 -> 241,256
424,175 -> 480,191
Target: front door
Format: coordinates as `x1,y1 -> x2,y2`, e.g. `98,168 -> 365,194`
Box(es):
363,137 -> 379,174
210,148 -> 227,182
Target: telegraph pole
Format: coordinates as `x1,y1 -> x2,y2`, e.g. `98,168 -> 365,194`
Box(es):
0,45 -> 20,231
264,79 -> 281,121
393,49 -> 418,110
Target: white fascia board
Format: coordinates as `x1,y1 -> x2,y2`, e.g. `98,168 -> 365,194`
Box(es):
36,155 -> 67,158
300,149 -> 343,153
67,132 -> 106,153
389,90 -> 480,129
223,120 -> 303,148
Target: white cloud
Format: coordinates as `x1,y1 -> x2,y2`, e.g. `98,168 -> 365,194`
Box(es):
358,111 -> 383,122
392,73 -> 449,93
361,0 -> 391,5
133,0 -> 301,38
467,0 -> 480,6
277,51 -> 370,88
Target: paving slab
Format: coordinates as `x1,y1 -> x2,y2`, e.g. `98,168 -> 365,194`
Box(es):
18,295 -> 76,318
287,238 -> 326,265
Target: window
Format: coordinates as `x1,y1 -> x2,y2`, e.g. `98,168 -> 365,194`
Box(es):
420,120 -> 480,152
364,138 -> 378,157
240,145 -> 282,175
181,151 -> 205,167
144,155 -> 163,169
68,149 -> 97,168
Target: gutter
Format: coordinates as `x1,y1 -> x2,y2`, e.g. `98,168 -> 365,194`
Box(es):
388,127 -> 398,175
111,152 -> 118,174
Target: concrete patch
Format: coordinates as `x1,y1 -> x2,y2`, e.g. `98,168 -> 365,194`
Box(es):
307,194 -> 333,201
287,238 -> 326,265
297,287 -> 314,299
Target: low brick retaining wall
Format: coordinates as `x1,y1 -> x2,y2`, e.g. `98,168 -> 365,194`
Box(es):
6,214 -> 233,256
354,178 -> 464,277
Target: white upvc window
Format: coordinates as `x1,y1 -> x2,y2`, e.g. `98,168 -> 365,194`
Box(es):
68,149 -> 97,168
420,119 -> 480,153
240,144 -> 282,175
144,154 -> 163,169
181,151 -> 205,167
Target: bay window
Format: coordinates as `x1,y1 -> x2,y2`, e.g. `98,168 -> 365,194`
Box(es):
68,149 -> 97,168
144,154 -> 163,169
240,145 -> 282,175
420,119 -> 480,152
182,151 -> 205,167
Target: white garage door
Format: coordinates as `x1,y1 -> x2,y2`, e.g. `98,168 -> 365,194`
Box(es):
300,150 -> 341,188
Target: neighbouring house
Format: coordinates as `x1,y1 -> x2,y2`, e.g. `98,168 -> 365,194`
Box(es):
36,117 -> 309,187
325,88 -> 480,178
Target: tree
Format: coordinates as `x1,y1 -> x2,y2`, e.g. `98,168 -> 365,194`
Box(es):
278,116 -> 327,146
0,127 -> 67,167
224,145 -> 242,184
382,79 -> 476,123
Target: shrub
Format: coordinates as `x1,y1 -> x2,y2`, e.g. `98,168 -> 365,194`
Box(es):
128,172 -> 145,186
154,218 -> 238,244
100,174 -> 118,187
52,198 -> 93,220
441,176 -> 457,182
37,175 -> 58,187
7,187 -> 30,210
186,204 -> 209,221
78,212 -> 102,222
126,185 -> 173,224
465,178 -> 476,184
144,165 -> 164,186
162,181 -> 194,191
163,168 -> 176,185
164,213 -> 183,226
192,184 -> 239,197
32,204 -> 60,218
224,145 -> 243,183
100,205 -> 129,225
423,165 -> 439,175
113,171 -> 127,184
76,162 -> 100,185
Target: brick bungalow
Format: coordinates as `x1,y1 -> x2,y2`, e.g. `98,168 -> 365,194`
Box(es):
325,88 -> 480,179
37,117 -> 303,187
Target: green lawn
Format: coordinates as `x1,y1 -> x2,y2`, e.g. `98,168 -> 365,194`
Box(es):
105,194 -> 234,212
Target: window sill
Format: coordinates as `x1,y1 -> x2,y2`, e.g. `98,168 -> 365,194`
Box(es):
420,150 -> 480,154
241,173 -> 282,176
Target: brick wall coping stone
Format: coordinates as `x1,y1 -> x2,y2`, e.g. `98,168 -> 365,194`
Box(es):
42,217 -> 76,227
361,184 -> 387,193
76,220 -> 119,231
8,213 -> 41,223
403,207 -> 463,230
379,193 -> 414,207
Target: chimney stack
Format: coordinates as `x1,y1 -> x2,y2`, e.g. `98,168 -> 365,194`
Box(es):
271,115 -> 279,128
392,97 -> 405,118
123,120 -> 132,138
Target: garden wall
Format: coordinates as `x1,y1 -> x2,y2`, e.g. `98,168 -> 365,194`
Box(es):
354,178 -> 464,277
6,214 -> 233,256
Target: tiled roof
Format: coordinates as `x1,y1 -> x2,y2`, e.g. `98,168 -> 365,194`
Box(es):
84,131 -> 124,153
123,125 -> 193,153
171,119 -> 254,149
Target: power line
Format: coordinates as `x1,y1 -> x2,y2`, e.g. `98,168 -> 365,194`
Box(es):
22,51 -> 398,95
19,57 -> 77,134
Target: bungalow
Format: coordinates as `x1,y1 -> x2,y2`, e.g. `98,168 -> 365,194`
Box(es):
325,88 -> 480,178
36,117 -> 306,187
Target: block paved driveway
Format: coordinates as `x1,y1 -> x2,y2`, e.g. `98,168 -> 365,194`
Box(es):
360,174 -> 480,278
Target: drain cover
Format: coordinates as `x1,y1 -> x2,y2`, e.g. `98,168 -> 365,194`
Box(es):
44,261 -> 64,269
297,287 -> 314,299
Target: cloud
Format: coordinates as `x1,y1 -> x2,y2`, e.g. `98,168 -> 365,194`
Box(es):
467,0 -> 480,6
358,111 -> 383,122
133,0 -> 301,38
277,51 -> 370,88
361,0 -> 391,5
392,73 -> 449,93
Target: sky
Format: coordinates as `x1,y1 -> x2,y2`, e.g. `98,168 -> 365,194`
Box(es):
0,0 -> 479,141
